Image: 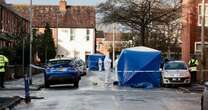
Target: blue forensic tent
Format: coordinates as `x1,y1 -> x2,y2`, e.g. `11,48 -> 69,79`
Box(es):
87,54 -> 105,71
117,46 -> 161,87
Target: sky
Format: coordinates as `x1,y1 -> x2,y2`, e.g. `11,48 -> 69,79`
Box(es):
5,0 -> 106,6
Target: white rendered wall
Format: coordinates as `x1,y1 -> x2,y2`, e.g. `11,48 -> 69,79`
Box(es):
57,28 -> 95,61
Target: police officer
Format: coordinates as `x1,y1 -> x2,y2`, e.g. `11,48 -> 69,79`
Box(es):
0,53 -> 8,88
188,55 -> 199,83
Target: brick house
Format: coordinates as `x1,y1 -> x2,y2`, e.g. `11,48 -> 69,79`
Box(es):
0,1 -> 29,48
182,0 -> 208,80
9,0 -> 96,61
96,31 -> 132,56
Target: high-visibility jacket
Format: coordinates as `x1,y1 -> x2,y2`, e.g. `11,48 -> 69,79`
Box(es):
188,58 -> 199,72
0,55 -> 9,72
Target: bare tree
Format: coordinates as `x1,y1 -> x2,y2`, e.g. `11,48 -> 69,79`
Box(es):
97,0 -> 181,46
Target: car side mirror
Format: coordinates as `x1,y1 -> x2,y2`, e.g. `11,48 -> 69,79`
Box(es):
205,82 -> 208,88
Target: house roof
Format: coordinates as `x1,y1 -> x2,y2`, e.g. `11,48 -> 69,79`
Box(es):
9,5 -> 95,28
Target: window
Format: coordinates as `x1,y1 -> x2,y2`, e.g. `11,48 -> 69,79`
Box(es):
77,7 -> 81,16
62,29 -> 68,33
198,4 -> 208,26
86,29 -> 90,41
195,41 -> 208,52
48,60 -> 73,67
70,29 -> 75,41
164,62 -> 187,70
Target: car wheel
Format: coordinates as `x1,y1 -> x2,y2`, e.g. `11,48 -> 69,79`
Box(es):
160,80 -> 164,87
186,83 -> 191,87
44,75 -> 50,88
82,71 -> 87,76
160,77 -> 165,87
164,84 -> 170,88
45,82 -> 50,88
74,80 -> 79,88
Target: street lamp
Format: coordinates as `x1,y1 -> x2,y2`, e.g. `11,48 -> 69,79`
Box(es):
29,0 -> 33,84
112,23 -> 115,67
56,11 -> 60,54
201,0 -> 205,83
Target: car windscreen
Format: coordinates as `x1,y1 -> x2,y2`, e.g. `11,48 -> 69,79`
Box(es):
48,60 -> 73,67
164,62 -> 187,70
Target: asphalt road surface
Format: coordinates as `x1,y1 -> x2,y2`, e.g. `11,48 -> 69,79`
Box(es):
13,71 -> 201,110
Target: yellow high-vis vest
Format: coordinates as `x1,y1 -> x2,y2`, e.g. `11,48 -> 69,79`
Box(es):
0,55 -> 9,72
188,59 -> 199,72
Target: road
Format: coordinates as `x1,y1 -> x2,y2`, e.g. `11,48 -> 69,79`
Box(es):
12,71 -> 201,110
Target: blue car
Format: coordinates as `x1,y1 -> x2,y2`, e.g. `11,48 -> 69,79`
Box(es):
44,58 -> 82,88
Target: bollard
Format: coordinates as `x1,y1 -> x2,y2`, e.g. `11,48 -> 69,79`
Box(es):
24,75 -> 31,103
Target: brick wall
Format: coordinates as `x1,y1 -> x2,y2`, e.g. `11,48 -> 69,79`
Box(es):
182,0 -> 208,81
0,5 -> 29,35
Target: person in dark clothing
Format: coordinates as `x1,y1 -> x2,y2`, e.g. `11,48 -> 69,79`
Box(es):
0,53 -> 9,88
188,55 -> 199,83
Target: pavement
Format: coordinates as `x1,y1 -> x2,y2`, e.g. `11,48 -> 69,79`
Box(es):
178,84 -> 204,93
0,73 -> 44,110
0,96 -> 22,110
2,73 -> 44,91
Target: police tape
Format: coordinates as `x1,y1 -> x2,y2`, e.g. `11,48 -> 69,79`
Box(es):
117,70 -> 208,72
87,61 -> 103,63
30,64 -> 45,70
117,70 -> 161,73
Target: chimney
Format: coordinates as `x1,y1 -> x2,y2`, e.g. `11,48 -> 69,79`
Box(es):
59,0 -> 67,12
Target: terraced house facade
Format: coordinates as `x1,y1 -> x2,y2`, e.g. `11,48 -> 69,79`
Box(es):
182,0 -> 208,80
0,1 -> 29,48
9,0 -> 96,61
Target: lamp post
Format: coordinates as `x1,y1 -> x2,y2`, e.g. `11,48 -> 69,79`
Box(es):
29,0 -> 33,84
56,11 -> 59,53
201,0 -> 205,83
112,23 -> 116,67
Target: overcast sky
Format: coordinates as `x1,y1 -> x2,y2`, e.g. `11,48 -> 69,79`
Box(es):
6,0 -> 106,6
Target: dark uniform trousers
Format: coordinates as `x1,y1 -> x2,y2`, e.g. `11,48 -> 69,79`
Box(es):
191,71 -> 197,83
0,72 -> 5,88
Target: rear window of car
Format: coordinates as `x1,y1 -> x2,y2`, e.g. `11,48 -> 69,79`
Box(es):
164,62 -> 187,70
48,60 -> 73,66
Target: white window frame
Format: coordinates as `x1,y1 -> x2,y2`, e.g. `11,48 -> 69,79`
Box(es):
70,28 -> 75,41
198,3 -> 208,26
86,29 -> 90,41
195,41 -> 208,52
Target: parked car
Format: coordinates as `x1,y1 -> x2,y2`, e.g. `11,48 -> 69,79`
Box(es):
73,58 -> 87,76
44,58 -> 82,88
201,82 -> 208,110
161,60 -> 191,86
